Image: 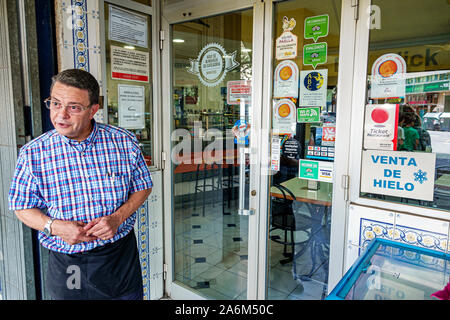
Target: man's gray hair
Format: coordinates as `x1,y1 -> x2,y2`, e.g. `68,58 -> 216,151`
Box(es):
51,69 -> 100,105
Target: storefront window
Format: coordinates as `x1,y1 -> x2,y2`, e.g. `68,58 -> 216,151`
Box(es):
268,0 -> 341,300
104,3 -> 154,166
360,0 -> 450,211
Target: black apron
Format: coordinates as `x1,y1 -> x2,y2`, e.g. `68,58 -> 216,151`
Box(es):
46,229 -> 143,300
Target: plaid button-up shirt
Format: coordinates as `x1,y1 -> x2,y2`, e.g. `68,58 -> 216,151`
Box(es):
8,121 -> 153,253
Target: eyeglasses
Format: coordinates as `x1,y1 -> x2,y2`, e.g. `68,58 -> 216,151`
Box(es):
44,98 -> 91,114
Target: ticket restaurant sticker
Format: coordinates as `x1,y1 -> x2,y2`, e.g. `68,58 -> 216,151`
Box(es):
304,14 -> 329,42
299,69 -> 328,107
361,150 -> 436,201
364,104 -> 399,151
273,99 -> 296,134
370,53 -> 407,99
276,16 -> 298,60
273,60 -> 299,98
303,42 -> 327,69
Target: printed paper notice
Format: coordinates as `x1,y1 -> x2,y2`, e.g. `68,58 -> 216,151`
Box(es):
111,46 -> 149,82
227,80 -> 251,105
118,85 -> 145,129
109,5 -> 148,48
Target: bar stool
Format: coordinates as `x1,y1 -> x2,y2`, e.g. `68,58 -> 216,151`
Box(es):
194,162 -> 223,216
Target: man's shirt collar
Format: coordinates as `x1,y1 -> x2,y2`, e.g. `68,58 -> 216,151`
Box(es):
58,120 -> 99,152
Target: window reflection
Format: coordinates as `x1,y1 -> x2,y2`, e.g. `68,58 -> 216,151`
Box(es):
361,0 -> 450,210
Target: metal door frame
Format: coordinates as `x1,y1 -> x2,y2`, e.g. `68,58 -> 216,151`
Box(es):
257,0 -> 360,296
161,0 -> 360,299
161,0 -> 266,300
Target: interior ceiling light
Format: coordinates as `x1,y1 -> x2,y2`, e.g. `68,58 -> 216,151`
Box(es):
173,39 -> 185,43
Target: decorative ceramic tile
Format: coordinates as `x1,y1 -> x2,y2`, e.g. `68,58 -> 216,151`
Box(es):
135,200 -> 150,300
394,213 -> 449,253
345,204 -> 450,276
345,205 -> 395,271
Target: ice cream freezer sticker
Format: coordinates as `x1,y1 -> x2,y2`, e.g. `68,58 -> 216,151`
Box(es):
361,150 -> 436,201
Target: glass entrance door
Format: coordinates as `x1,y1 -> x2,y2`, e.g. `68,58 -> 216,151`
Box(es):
266,0 -> 343,300
170,7 -> 259,299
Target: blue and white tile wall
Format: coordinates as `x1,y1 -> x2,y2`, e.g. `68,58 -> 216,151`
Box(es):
345,204 -> 450,273
55,0 -> 163,300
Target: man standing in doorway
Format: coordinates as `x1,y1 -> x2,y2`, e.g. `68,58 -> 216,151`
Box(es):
8,69 -> 153,300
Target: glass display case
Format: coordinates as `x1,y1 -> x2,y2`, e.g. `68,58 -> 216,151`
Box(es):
327,238 -> 450,300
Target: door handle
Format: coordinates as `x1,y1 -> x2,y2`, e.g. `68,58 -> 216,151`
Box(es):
238,146 -> 255,216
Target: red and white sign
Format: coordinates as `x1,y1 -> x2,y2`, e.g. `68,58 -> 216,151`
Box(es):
227,80 -> 251,105
322,124 -> 336,146
364,104 -> 399,151
111,45 -> 149,83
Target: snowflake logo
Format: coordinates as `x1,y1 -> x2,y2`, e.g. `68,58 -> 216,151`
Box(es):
413,169 -> 428,184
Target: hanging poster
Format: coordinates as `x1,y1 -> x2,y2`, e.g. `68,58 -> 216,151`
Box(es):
370,53 -> 407,99
273,60 -> 299,98
227,80 -> 252,105
187,43 -> 239,87
322,124 -> 336,146
299,159 -> 334,182
297,107 -> 321,123
275,17 -> 298,60
111,46 -> 149,82
303,42 -> 327,69
273,99 -> 296,134
109,5 -> 148,48
364,104 -> 399,151
304,14 -> 329,42
118,84 -> 145,129
361,150 -> 436,201
299,69 -> 328,107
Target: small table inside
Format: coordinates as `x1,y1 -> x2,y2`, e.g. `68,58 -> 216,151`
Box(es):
270,178 -> 332,284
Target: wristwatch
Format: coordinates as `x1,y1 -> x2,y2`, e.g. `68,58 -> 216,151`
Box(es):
43,218 -> 55,237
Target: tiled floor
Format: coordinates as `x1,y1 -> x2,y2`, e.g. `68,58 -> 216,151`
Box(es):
173,187 -> 329,300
